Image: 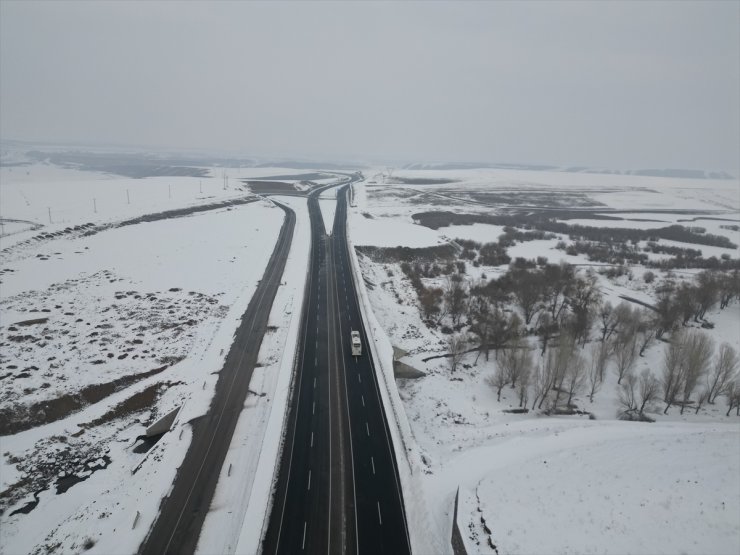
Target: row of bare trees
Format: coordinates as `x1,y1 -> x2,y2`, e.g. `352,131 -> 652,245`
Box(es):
659,330 -> 740,416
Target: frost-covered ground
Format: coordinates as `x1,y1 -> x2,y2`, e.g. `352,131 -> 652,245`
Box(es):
348,168 -> 740,554
0,160 -> 311,554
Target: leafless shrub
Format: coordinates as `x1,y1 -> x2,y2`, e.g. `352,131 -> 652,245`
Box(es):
706,344 -> 739,404
447,333 -> 467,373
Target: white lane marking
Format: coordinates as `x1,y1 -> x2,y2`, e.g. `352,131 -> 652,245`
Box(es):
308,469 -> 312,490
314,357 -> 317,366
366,422 -> 370,436
312,401 -> 315,415
371,456 -> 375,475
377,501 -> 382,525
313,377 -> 316,388
311,431 -> 314,447
361,395 -> 365,407
302,521 -> 307,550
358,374 -> 361,383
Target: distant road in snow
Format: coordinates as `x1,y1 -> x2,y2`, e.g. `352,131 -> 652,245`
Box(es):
263,177 -> 411,554
139,200 -> 296,555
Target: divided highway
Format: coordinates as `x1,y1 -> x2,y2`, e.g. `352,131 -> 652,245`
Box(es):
263,181 -> 411,554
139,203 -> 296,555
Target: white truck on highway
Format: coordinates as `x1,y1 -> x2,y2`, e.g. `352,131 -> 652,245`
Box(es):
351,330 -> 362,356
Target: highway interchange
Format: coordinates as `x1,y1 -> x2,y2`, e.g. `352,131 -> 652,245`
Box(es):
139,175 -> 410,555
263,181 -> 411,554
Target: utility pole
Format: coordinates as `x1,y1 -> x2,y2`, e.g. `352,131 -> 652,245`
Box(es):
199,180 -> 202,193
93,198 -> 97,214
169,184 -> 172,199
127,189 -> 130,204
48,207 -> 52,224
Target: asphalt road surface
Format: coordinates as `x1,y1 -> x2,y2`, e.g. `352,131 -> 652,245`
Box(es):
139,201 -> 296,555
263,181 -> 411,555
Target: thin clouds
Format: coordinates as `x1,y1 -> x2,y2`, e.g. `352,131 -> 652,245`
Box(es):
1,1 -> 737,172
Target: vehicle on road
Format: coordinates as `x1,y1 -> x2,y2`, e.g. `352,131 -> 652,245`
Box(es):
351,330 -> 362,356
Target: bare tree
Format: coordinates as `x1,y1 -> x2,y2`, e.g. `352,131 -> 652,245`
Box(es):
636,309 -> 657,356
719,270 -> 740,309
567,270 -> 601,346
419,286 -> 444,322
693,388 -> 709,415
662,332 -> 685,414
679,330 -> 713,414
586,342 -> 609,402
613,332 -> 637,385
487,363 -> 509,402
613,302 -> 637,340
598,301 -> 616,342
543,262 -> 574,322
618,371 -> 638,415
468,294 -> 493,363
694,271 -> 719,321
509,268 -> 544,325
725,379 -> 740,416
535,312 -> 558,355
499,337 -> 532,389
706,344 -> 739,404
637,370 -> 660,416
654,283 -> 680,338
447,333 -> 467,373
445,275 -> 468,327
564,352 -> 587,406
531,358 -> 553,410
548,332 -> 577,409
517,364 -> 531,408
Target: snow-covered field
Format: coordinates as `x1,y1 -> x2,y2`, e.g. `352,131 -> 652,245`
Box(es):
348,168 -> 740,554
0,159 -> 310,554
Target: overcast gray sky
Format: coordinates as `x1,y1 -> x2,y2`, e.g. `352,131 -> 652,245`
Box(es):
1,0 -> 738,172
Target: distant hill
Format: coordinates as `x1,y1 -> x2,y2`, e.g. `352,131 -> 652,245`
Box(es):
402,161 -> 735,180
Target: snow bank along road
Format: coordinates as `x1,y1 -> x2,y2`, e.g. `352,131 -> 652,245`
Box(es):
138,202 -> 296,555
263,180 -> 411,554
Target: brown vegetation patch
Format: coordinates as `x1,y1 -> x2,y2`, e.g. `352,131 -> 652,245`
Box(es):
356,244 -> 456,264
0,365 -> 168,435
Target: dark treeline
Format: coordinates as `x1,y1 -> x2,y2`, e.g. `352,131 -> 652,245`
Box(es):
413,211 -> 737,248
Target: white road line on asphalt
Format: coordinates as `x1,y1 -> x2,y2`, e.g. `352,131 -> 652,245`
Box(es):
366,422 -> 370,436
308,469 -> 312,490
311,431 -> 314,447
302,521 -> 307,550
377,502 -> 382,525
315,357 -> 317,366
371,456 -> 375,475
361,395 -> 365,407
313,401 -> 315,415
313,377 -> 316,388
358,374 -> 361,383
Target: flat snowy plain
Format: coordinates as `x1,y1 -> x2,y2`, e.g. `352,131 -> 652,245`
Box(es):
347,168 -> 740,555
0,160 -> 310,554
2,158 -> 739,555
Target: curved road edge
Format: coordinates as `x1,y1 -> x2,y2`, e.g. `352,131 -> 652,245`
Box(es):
344,184 -> 440,554
138,200 -> 296,555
